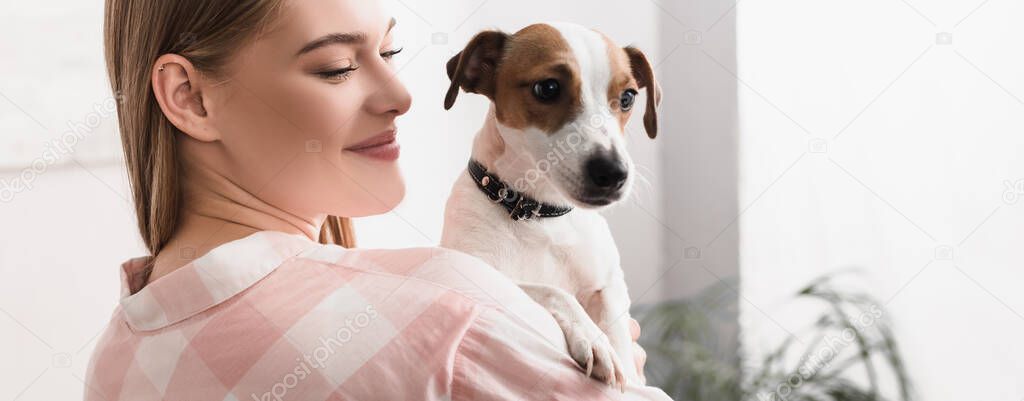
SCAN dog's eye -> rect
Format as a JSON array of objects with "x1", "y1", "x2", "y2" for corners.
[
  {"x1": 532, "y1": 79, "x2": 561, "y2": 103},
  {"x1": 619, "y1": 89, "x2": 638, "y2": 111}
]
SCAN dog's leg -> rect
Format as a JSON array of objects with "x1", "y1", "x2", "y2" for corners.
[
  {"x1": 584, "y1": 277, "x2": 640, "y2": 386},
  {"x1": 518, "y1": 282, "x2": 625, "y2": 389}
]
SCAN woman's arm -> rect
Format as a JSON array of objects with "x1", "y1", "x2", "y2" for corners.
[{"x1": 452, "y1": 305, "x2": 671, "y2": 401}]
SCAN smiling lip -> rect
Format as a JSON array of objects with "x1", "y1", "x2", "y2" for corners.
[{"x1": 344, "y1": 129, "x2": 399, "y2": 161}]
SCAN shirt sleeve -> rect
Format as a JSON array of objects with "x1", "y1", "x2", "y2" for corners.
[{"x1": 451, "y1": 305, "x2": 674, "y2": 401}]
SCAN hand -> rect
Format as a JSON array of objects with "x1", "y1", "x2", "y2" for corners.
[{"x1": 629, "y1": 318, "x2": 648, "y2": 385}]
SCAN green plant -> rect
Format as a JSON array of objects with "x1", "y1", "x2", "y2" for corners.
[{"x1": 634, "y1": 273, "x2": 913, "y2": 401}]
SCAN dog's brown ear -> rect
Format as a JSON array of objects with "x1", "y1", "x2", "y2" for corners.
[
  {"x1": 444, "y1": 30, "x2": 509, "y2": 110},
  {"x1": 624, "y1": 46, "x2": 661, "y2": 139}
]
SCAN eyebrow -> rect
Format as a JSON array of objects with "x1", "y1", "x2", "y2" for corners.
[
  {"x1": 296, "y1": 17, "x2": 397, "y2": 57},
  {"x1": 533, "y1": 62, "x2": 573, "y2": 77}
]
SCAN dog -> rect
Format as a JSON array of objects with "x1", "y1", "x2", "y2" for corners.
[{"x1": 439, "y1": 22, "x2": 660, "y2": 390}]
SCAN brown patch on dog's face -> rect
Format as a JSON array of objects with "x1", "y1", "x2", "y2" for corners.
[
  {"x1": 494, "y1": 24, "x2": 583, "y2": 134},
  {"x1": 446, "y1": 24, "x2": 660, "y2": 139},
  {"x1": 600, "y1": 34, "x2": 640, "y2": 133}
]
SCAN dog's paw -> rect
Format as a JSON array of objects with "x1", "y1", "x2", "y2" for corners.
[{"x1": 567, "y1": 324, "x2": 626, "y2": 390}]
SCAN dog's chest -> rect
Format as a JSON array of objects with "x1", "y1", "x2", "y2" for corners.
[
  {"x1": 442, "y1": 178, "x2": 621, "y2": 294},
  {"x1": 508, "y1": 213, "x2": 620, "y2": 291}
]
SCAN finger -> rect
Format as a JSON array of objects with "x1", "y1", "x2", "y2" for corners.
[{"x1": 629, "y1": 318, "x2": 641, "y2": 340}]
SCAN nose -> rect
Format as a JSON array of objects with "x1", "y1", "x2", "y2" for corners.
[
  {"x1": 586, "y1": 156, "x2": 628, "y2": 190},
  {"x1": 365, "y1": 69, "x2": 412, "y2": 116}
]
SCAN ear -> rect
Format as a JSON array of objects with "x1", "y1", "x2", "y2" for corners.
[
  {"x1": 624, "y1": 46, "x2": 661, "y2": 139},
  {"x1": 444, "y1": 30, "x2": 509, "y2": 110},
  {"x1": 151, "y1": 54, "x2": 220, "y2": 142}
]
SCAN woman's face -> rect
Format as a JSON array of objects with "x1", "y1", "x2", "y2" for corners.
[{"x1": 198, "y1": 0, "x2": 411, "y2": 219}]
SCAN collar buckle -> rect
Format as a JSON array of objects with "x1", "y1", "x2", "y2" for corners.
[{"x1": 510, "y1": 197, "x2": 541, "y2": 221}]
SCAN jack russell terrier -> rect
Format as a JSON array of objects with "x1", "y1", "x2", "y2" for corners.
[{"x1": 440, "y1": 22, "x2": 661, "y2": 390}]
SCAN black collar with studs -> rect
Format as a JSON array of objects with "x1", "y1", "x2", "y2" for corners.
[{"x1": 466, "y1": 159, "x2": 574, "y2": 221}]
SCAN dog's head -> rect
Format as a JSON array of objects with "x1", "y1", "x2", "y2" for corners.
[{"x1": 445, "y1": 22, "x2": 661, "y2": 208}]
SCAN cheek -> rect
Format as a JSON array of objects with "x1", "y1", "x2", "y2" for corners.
[
  {"x1": 264, "y1": 75, "x2": 364, "y2": 145},
  {"x1": 210, "y1": 83, "x2": 307, "y2": 193},
  {"x1": 259, "y1": 79, "x2": 403, "y2": 216},
  {"x1": 232, "y1": 63, "x2": 366, "y2": 137},
  {"x1": 494, "y1": 90, "x2": 530, "y2": 130},
  {"x1": 617, "y1": 110, "x2": 631, "y2": 133},
  {"x1": 216, "y1": 73, "x2": 360, "y2": 157},
  {"x1": 606, "y1": 91, "x2": 630, "y2": 133},
  {"x1": 213, "y1": 72, "x2": 397, "y2": 214}
]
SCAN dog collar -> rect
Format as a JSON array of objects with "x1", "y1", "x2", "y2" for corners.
[{"x1": 467, "y1": 159, "x2": 574, "y2": 221}]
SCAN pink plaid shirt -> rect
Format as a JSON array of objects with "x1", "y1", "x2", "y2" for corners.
[{"x1": 84, "y1": 231, "x2": 671, "y2": 401}]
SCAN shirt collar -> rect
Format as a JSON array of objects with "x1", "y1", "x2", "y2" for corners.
[{"x1": 118, "y1": 230, "x2": 319, "y2": 331}]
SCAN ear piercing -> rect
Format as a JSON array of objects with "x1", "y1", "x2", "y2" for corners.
[{"x1": 158, "y1": 64, "x2": 166, "y2": 72}]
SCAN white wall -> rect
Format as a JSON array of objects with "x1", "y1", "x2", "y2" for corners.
[
  {"x1": 0, "y1": 1, "x2": 671, "y2": 399},
  {"x1": 650, "y1": 0, "x2": 744, "y2": 366},
  {"x1": 0, "y1": 1, "x2": 142, "y2": 398},
  {"x1": 736, "y1": 0, "x2": 1024, "y2": 400},
  {"x1": 0, "y1": 166, "x2": 139, "y2": 400}
]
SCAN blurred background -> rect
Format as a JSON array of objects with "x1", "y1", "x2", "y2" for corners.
[{"x1": 1, "y1": 0, "x2": 1022, "y2": 399}]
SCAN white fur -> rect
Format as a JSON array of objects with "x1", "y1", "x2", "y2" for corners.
[{"x1": 441, "y1": 23, "x2": 640, "y2": 388}]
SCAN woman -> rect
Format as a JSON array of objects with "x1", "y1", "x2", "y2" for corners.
[{"x1": 86, "y1": 0, "x2": 671, "y2": 400}]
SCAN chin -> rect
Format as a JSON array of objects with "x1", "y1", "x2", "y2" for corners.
[
  {"x1": 343, "y1": 173, "x2": 406, "y2": 217},
  {"x1": 564, "y1": 183, "x2": 631, "y2": 210}
]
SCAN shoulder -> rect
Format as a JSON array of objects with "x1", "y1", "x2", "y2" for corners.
[
  {"x1": 288, "y1": 243, "x2": 569, "y2": 354},
  {"x1": 238, "y1": 244, "x2": 569, "y2": 399},
  {"x1": 295, "y1": 244, "x2": 536, "y2": 312}
]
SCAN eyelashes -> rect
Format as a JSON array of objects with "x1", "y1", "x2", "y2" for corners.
[
  {"x1": 316, "y1": 66, "x2": 359, "y2": 82},
  {"x1": 315, "y1": 47, "x2": 404, "y2": 83},
  {"x1": 381, "y1": 47, "x2": 403, "y2": 60}
]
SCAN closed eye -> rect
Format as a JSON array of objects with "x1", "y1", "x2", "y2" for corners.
[
  {"x1": 314, "y1": 47, "x2": 402, "y2": 83},
  {"x1": 316, "y1": 65, "x2": 359, "y2": 82},
  {"x1": 381, "y1": 47, "x2": 403, "y2": 61}
]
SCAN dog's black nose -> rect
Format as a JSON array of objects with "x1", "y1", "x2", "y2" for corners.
[{"x1": 586, "y1": 156, "x2": 627, "y2": 190}]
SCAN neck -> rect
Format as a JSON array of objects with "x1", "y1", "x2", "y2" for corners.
[
  {"x1": 147, "y1": 154, "x2": 323, "y2": 284},
  {"x1": 470, "y1": 104, "x2": 574, "y2": 207},
  {"x1": 182, "y1": 158, "x2": 323, "y2": 240}
]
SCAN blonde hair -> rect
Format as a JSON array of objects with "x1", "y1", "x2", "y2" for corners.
[{"x1": 103, "y1": 0, "x2": 355, "y2": 254}]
